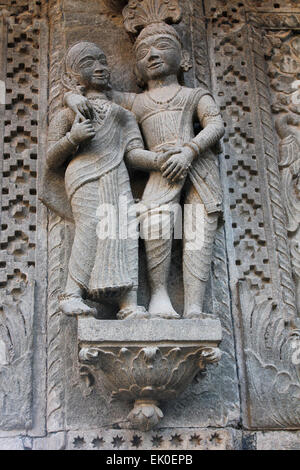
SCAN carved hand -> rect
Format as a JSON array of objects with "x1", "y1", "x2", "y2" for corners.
[
  {"x1": 65, "y1": 91, "x2": 94, "y2": 120},
  {"x1": 160, "y1": 146, "x2": 194, "y2": 183},
  {"x1": 69, "y1": 117, "x2": 96, "y2": 144}
]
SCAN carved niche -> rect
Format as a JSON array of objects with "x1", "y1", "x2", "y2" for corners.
[{"x1": 44, "y1": 0, "x2": 226, "y2": 431}]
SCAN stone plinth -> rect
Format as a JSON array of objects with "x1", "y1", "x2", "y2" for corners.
[{"x1": 78, "y1": 318, "x2": 222, "y2": 431}]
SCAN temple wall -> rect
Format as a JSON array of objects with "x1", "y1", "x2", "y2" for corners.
[{"x1": 0, "y1": 0, "x2": 299, "y2": 450}]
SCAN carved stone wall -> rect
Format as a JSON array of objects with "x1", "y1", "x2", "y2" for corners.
[
  {"x1": 0, "y1": 0, "x2": 48, "y2": 435},
  {"x1": 0, "y1": 0, "x2": 299, "y2": 450}
]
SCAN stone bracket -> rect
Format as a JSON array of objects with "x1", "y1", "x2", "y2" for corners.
[{"x1": 78, "y1": 318, "x2": 222, "y2": 431}]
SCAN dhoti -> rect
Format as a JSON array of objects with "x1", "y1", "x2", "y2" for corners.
[{"x1": 139, "y1": 171, "x2": 218, "y2": 282}]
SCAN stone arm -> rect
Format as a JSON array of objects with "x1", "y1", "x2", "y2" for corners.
[
  {"x1": 126, "y1": 148, "x2": 161, "y2": 171},
  {"x1": 46, "y1": 109, "x2": 76, "y2": 170},
  {"x1": 190, "y1": 94, "x2": 225, "y2": 156},
  {"x1": 63, "y1": 90, "x2": 137, "y2": 118}
]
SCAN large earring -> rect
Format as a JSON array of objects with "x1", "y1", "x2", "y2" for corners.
[{"x1": 180, "y1": 50, "x2": 192, "y2": 72}]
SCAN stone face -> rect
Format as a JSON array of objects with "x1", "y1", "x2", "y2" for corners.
[{"x1": 0, "y1": 0, "x2": 300, "y2": 450}]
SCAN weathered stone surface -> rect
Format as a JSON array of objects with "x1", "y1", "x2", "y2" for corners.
[
  {"x1": 78, "y1": 317, "x2": 222, "y2": 343},
  {"x1": 0, "y1": 2, "x2": 48, "y2": 434},
  {"x1": 78, "y1": 318, "x2": 222, "y2": 430},
  {"x1": 0, "y1": 0, "x2": 299, "y2": 450},
  {"x1": 206, "y1": 0, "x2": 300, "y2": 430},
  {"x1": 256, "y1": 431, "x2": 300, "y2": 450},
  {"x1": 67, "y1": 427, "x2": 242, "y2": 450},
  {"x1": 0, "y1": 437, "x2": 24, "y2": 450},
  {"x1": 33, "y1": 432, "x2": 66, "y2": 450}
]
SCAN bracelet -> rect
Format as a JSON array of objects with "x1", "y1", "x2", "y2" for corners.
[
  {"x1": 66, "y1": 132, "x2": 78, "y2": 148},
  {"x1": 183, "y1": 142, "x2": 199, "y2": 158},
  {"x1": 154, "y1": 152, "x2": 163, "y2": 167}
]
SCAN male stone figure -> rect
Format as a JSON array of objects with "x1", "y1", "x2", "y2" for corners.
[
  {"x1": 66, "y1": 14, "x2": 225, "y2": 319},
  {"x1": 42, "y1": 41, "x2": 162, "y2": 319}
]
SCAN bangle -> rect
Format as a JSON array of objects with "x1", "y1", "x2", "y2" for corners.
[
  {"x1": 66, "y1": 132, "x2": 78, "y2": 147},
  {"x1": 183, "y1": 142, "x2": 199, "y2": 158},
  {"x1": 154, "y1": 152, "x2": 162, "y2": 167}
]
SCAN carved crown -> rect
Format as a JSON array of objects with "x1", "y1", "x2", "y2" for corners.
[{"x1": 123, "y1": 0, "x2": 182, "y2": 34}]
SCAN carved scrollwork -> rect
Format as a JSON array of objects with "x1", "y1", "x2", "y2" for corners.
[
  {"x1": 266, "y1": 30, "x2": 300, "y2": 315},
  {"x1": 239, "y1": 281, "x2": 300, "y2": 428}
]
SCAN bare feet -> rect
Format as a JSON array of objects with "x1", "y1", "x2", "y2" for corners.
[
  {"x1": 183, "y1": 305, "x2": 217, "y2": 320},
  {"x1": 117, "y1": 305, "x2": 150, "y2": 320},
  {"x1": 60, "y1": 294, "x2": 97, "y2": 317},
  {"x1": 148, "y1": 289, "x2": 180, "y2": 320}
]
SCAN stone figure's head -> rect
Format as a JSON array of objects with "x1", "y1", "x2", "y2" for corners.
[
  {"x1": 134, "y1": 22, "x2": 191, "y2": 87},
  {"x1": 63, "y1": 42, "x2": 111, "y2": 93}
]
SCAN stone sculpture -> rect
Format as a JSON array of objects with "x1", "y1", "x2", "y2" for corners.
[
  {"x1": 277, "y1": 113, "x2": 300, "y2": 312},
  {"x1": 42, "y1": 41, "x2": 159, "y2": 320},
  {"x1": 65, "y1": 0, "x2": 225, "y2": 320}
]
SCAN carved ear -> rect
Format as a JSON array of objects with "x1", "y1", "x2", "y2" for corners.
[{"x1": 180, "y1": 50, "x2": 192, "y2": 72}]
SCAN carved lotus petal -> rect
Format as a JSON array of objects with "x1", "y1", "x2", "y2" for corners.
[
  {"x1": 140, "y1": 386, "x2": 155, "y2": 397},
  {"x1": 127, "y1": 401, "x2": 164, "y2": 432},
  {"x1": 132, "y1": 347, "x2": 169, "y2": 387},
  {"x1": 96, "y1": 349, "x2": 135, "y2": 390},
  {"x1": 141, "y1": 405, "x2": 155, "y2": 418},
  {"x1": 164, "y1": 349, "x2": 203, "y2": 392}
]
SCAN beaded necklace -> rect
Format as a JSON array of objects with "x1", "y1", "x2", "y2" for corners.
[{"x1": 147, "y1": 85, "x2": 181, "y2": 107}]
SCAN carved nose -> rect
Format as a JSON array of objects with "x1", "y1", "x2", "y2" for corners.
[
  {"x1": 94, "y1": 61, "x2": 107, "y2": 72},
  {"x1": 148, "y1": 47, "x2": 159, "y2": 59}
]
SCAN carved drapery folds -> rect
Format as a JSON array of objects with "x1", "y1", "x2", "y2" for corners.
[{"x1": 1, "y1": 0, "x2": 300, "y2": 444}]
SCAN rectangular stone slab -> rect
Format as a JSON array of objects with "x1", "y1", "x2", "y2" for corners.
[{"x1": 78, "y1": 318, "x2": 222, "y2": 344}]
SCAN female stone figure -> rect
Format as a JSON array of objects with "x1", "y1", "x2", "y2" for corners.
[
  {"x1": 42, "y1": 42, "x2": 160, "y2": 319},
  {"x1": 66, "y1": 14, "x2": 225, "y2": 319}
]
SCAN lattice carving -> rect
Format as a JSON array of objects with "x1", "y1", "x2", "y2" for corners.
[
  {"x1": 0, "y1": 1, "x2": 47, "y2": 431},
  {"x1": 206, "y1": 0, "x2": 299, "y2": 429},
  {"x1": 210, "y1": 22, "x2": 270, "y2": 292}
]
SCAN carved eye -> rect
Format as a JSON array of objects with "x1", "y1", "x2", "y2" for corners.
[
  {"x1": 136, "y1": 48, "x2": 148, "y2": 60},
  {"x1": 155, "y1": 40, "x2": 174, "y2": 50},
  {"x1": 79, "y1": 60, "x2": 94, "y2": 68}
]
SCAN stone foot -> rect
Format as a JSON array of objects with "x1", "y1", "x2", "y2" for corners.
[
  {"x1": 183, "y1": 310, "x2": 218, "y2": 320},
  {"x1": 148, "y1": 292, "x2": 180, "y2": 319},
  {"x1": 60, "y1": 294, "x2": 97, "y2": 317},
  {"x1": 150, "y1": 311, "x2": 181, "y2": 320},
  {"x1": 117, "y1": 305, "x2": 150, "y2": 320}
]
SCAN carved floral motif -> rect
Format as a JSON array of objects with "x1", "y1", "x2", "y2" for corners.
[
  {"x1": 123, "y1": 0, "x2": 182, "y2": 34},
  {"x1": 79, "y1": 345, "x2": 221, "y2": 431},
  {"x1": 266, "y1": 30, "x2": 300, "y2": 314}
]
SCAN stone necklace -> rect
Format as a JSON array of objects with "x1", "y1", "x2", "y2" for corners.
[
  {"x1": 88, "y1": 96, "x2": 110, "y2": 126},
  {"x1": 147, "y1": 85, "x2": 181, "y2": 107}
]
